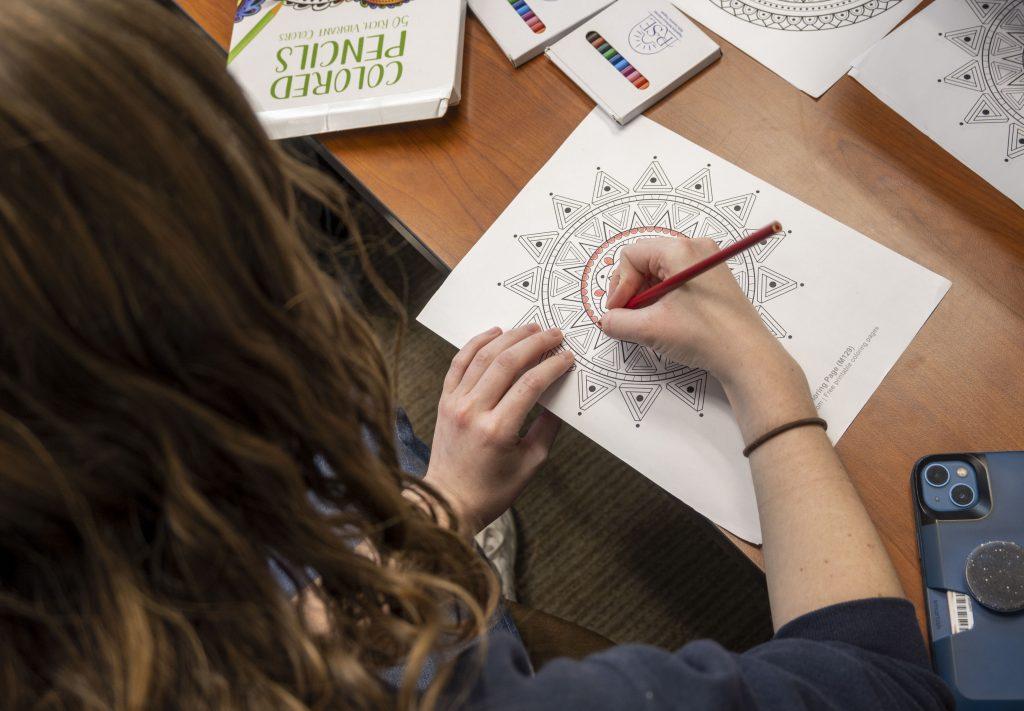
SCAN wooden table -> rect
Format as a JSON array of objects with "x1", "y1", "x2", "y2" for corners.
[{"x1": 175, "y1": 0, "x2": 1024, "y2": 630}]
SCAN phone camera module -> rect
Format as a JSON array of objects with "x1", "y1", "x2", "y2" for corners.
[
  {"x1": 925, "y1": 464, "x2": 949, "y2": 487},
  {"x1": 950, "y1": 483, "x2": 976, "y2": 508}
]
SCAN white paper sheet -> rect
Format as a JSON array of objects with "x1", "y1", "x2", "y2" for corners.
[
  {"x1": 851, "y1": 0, "x2": 1024, "y2": 209},
  {"x1": 670, "y1": 0, "x2": 922, "y2": 96},
  {"x1": 417, "y1": 109, "x2": 949, "y2": 543}
]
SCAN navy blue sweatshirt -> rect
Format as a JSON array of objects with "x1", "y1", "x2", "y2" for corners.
[{"x1": 449, "y1": 598, "x2": 953, "y2": 710}]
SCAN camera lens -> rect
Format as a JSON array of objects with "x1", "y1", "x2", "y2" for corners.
[
  {"x1": 950, "y1": 484, "x2": 976, "y2": 508},
  {"x1": 925, "y1": 464, "x2": 949, "y2": 487}
]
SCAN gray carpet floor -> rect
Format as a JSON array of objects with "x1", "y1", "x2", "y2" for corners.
[{"x1": 360, "y1": 219, "x2": 773, "y2": 653}]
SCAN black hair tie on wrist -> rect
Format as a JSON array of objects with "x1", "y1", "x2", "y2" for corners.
[{"x1": 742, "y1": 417, "x2": 828, "y2": 458}]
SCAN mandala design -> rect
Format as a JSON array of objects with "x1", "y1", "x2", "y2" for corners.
[
  {"x1": 707, "y1": 0, "x2": 903, "y2": 31},
  {"x1": 236, "y1": 0, "x2": 412, "y2": 23},
  {"x1": 939, "y1": 0, "x2": 1024, "y2": 161},
  {"x1": 280, "y1": 0, "x2": 412, "y2": 10},
  {"x1": 235, "y1": 0, "x2": 269, "y2": 22},
  {"x1": 280, "y1": 0, "x2": 346, "y2": 9},
  {"x1": 499, "y1": 161, "x2": 800, "y2": 425}
]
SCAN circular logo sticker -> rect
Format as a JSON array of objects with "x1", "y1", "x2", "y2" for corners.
[{"x1": 629, "y1": 13, "x2": 681, "y2": 55}]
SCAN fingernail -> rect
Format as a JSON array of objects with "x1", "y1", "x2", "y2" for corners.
[
  {"x1": 562, "y1": 350, "x2": 575, "y2": 362},
  {"x1": 547, "y1": 328, "x2": 562, "y2": 337},
  {"x1": 526, "y1": 322, "x2": 541, "y2": 333},
  {"x1": 487, "y1": 326, "x2": 501, "y2": 334}
]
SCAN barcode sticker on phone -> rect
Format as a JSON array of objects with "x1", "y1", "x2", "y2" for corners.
[{"x1": 947, "y1": 591, "x2": 974, "y2": 634}]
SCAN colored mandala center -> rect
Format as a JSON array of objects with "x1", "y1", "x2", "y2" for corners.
[
  {"x1": 500, "y1": 161, "x2": 798, "y2": 422},
  {"x1": 581, "y1": 226, "x2": 688, "y2": 325}
]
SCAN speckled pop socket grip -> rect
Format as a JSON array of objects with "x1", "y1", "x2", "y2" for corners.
[{"x1": 965, "y1": 541, "x2": 1024, "y2": 613}]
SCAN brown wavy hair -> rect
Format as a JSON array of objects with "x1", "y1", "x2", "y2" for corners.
[{"x1": 0, "y1": 0, "x2": 497, "y2": 708}]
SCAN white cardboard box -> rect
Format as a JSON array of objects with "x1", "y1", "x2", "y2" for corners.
[
  {"x1": 546, "y1": 0, "x2": 719, "y2": 125},
  {"x1": 470, "y1": 0, "x2": 615, "y2": 67},
  {"x1": 227, "y1": 0, "x2": 467, "y2": 139}
]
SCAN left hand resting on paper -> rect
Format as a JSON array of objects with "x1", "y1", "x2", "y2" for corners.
[{"x1": 424, "y1": 324, "x2": 573, "y2": 533}]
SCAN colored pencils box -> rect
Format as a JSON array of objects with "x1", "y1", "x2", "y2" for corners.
[
  {"x1": 470, "y1": 0, "x2": 615, "y2": 67},
  {"x1": 227, "y1": 0, "x2": 467, "y2": 139},
  {"x1": 547, "y1": 0, "x2": 720, "y2": 125}
]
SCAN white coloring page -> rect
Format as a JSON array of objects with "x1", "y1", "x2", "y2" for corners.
[
  {"x1": 852, "y1": 0, "x2": 1024, "y2": 209},
  {"x1": 418, "y1": 110, "x2": 950, "y2": 543},
  {"x1": 671, "y1": 0, "x2": 923, "y2": 96}
]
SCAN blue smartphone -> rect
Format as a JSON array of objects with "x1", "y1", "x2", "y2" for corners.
[{"x1": 912, "y1": 452, "x2": 1024, "y2": 709}]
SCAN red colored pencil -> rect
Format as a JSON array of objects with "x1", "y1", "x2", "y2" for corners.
[{"x1": 624, "y1": 221, "x2": 783, "y2": 309}]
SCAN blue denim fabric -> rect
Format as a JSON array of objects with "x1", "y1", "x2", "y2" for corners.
[
  {"x1": 385, "y1": 410, "x2": 522, "y2": 690},
  {"x1": 394, "y1": 408, "x2": 431, "y2": 477},
  {"x1": 270, "y1": 410, "x2": 428, "y2": 597},
  {"x1": 271, "y1": 409, "x2": 520, "y2": 692}
]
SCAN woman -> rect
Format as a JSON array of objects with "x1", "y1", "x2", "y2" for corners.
[{"x1": 0, "y1": 1, "x2": 950, "y2": 709}]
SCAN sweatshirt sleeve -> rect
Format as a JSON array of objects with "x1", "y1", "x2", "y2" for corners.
[{"x1": 451, "y1": 598, "x2": 953, "y2": 711}]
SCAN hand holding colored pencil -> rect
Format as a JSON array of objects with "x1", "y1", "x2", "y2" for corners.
[{"x1": 624, "y1": 221, "x2": 783, "y2": 309}]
